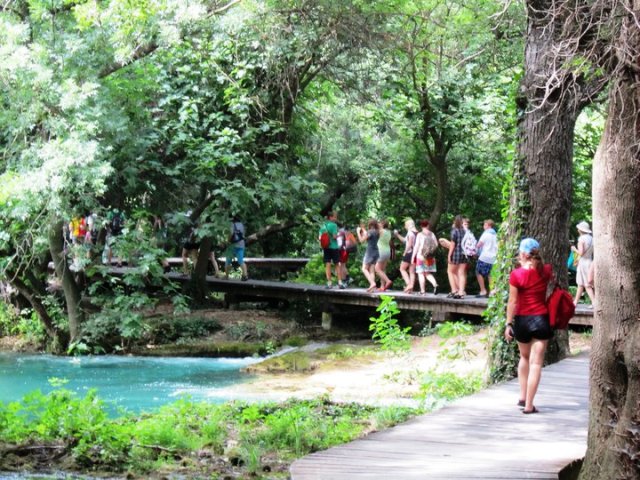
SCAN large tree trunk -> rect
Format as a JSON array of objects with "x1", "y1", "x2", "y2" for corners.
[
  {"x1": 506, "y1": 0, "x2": 585, "y2": 364},
  {"x1": 580, "y1": 11, "x2": 640, "y2": 479},
  {"x1": 427, "y1": 151, "x2": 447, "y2": 232},
  {"x1": 48, "y1": 220, "x2": 84, "y2": 343},
  {"x1": 190, "y1": 236, "x2": 213, "y2": 304},
  {"x1": 9, "y1": 275, "x2": 66, "y2": 352}
]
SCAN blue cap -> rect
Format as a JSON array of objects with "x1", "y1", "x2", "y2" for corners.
[{"x1": 519, "y1": 238, "x2": 540, "y2": 254}]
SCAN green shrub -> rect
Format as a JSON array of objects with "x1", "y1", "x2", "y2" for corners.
[
  {"x1": 0, "y1": 392, "x2": 421, "y2": 477},
  {"x1": 369, "y1": 295, "x2": 411, "y2": 353},
  {"x1": 374, "y1": 407, "x2": 417, "y2": 430},
  {"x1": 417, "y1": 370, "x2": 485, "y2": 408}
]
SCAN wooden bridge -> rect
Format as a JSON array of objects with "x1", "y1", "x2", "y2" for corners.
[
  {"x1": 290, "y1": 352, "x2": 590, "y2": 479},
  {"x1": 164, "y1": 274, "x2": 594, "y2": 327},
  {"x1": 165, "y1": 256, "x2": 310, "y2": 272}
]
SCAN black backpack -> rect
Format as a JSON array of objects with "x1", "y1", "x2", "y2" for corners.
[
  {"x1": 110, "y1": 212, "x2": 124, "y2": 235},
  {"x1": 230, "y1": 222, "x2": 244, "y2": 243}
]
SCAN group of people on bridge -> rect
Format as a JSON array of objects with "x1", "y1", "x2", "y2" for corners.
[
  {"x1": 64, "y1": 211, "x2": 249, "y2": 281},
  {"x1": 318, "y1": 212, "x2": 499, "y2": 298},
  {"x1": 318, "y1": 212, "x2": 595, "y2": 306}
]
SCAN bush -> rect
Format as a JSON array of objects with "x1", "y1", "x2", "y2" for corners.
[
  {"x1": 369, "y1": 295, "x2": 411, "y2": 353},
  {"x1": 417, "y1": 370, "x2": 484, "y2": 409},
  {"x1": 0, "y1": 392, "x2": 420, "y2": 477}
]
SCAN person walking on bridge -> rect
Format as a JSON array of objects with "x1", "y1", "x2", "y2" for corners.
[
  {"x1": 358, "y1": 219, "x2": 379, "y2": 293},
  {"x1": 505, "y1": 238, "x2": 553, "y2": 414},
  {"x1": 394, "y1": 218, "x2": 418, "y2": 293},
  {"x1": 225, "y1": 215, "x2": 248, "y2": 281},
  {"x1": 319, "y1": 211, "x2": 342, "y2": 289}
]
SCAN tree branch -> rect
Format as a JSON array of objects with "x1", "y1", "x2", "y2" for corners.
[{"x1": 98, "y1": 0, "x2": 243, "y2": 78}]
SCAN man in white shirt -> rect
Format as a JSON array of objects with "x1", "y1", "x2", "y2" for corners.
[{"x1": 475, "y1": 219, "x2": 498, "y2": 297}]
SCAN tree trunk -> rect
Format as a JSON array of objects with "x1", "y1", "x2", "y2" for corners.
[
  {"x1": 579, "y1": 15, "x2": 640, "y2": 480},
  {"x1": 190, "y1": 236, "x2": 213, "y2": 304},
  {"x1": 428, "y1": 152, "x2": 447, "y2": 231},
  {"x1": 505, "y1": 0, "x2": 585, "y2": 365},
  {"x1": 10, "y1": 278, "x2": 66, "y2": 353},
  {"x1": 48, "y1": 219, "x2": 84, "y2": 343}
]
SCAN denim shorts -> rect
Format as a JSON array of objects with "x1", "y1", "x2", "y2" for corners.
[
  {"x1": 226, "y1": 247, "x2": 245, "y2": 266},
  {"x1": 476, "y1": 260, "x2": 493, "y2": 277}
]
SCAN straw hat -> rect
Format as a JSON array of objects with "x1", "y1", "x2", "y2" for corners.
[{"x1": 576, "y1": 221, "x2": 592, "y2": 234}]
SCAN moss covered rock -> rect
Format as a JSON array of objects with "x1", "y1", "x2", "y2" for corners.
[
  {"x1": 244, "y1": 351, "x2": 315, "y2": 373},
  {"x1": 131, "y1": 341, "x2": 266, "y2": 358}
]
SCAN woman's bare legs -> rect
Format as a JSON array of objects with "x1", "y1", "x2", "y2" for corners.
[
  {"x1": 362, "y1": 263, "x2": 376, "y2": 290},
  {"x1": 417, "y1": 271, "x2": 426, "y2": 293},
  {"x1": 400, "y1": 261, "x2": 411, "y2": 287},
  {"x1": 517, "y1": 339, "x2": 548, "y2": 412},
  {"x1": 457, "y1": 263, "x2": 467, "y2": 295},
  {"x1": 447, "y1": 263, "x2": 459, "y2": 294},
  {"x1": 574, "y1": 285, "x2": 584, "y2": 305},
  {"x1": 426, "y1": 273, "x2": 438, "y2": 290},
  {"x1": 375, "y1": 259, "x2": 391, "y2": 288}
]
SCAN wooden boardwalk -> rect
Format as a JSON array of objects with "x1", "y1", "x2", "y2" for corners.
[
  {"x1": 81, "y1": 265, "x2": 593, "y2": 326},
  {"x1": 166, "y1": 275, "x2": 593, "y2": 326},
  {"x1": 290, "y1": 353, "x2": 590, "y2": 480}
]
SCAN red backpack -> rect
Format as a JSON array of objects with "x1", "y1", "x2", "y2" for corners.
[
  {"x1": 547, "y1": 284, "x2": 575, "y2": 329},
  {"x1": 319, "y1": 223, "x2": 331, "y2": 249}
]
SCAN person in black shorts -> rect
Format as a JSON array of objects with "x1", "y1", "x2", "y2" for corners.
[
  {"x1": 505, "y1": 238, "x2": 553, "y2": 414},
  {"x1": 319, "y1": 212, "x2": 342, "y2": 289}
]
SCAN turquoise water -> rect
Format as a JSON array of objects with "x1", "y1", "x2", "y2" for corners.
[{"x1": 0, "y1": 353, "x2": 259, "y2": 413}]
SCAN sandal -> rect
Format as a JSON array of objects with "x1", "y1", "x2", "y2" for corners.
[
  {"x1": 522, "y1": 406, "x2": 539, "y2": 414},
  {"x1": 366, "y1": 285, "x2": 377, "y2": 293},
  {"x1": 517, "y1": 400, "x2": 525, "y2": 408},
  {"x1": 447, "y1": 292, "x2": 457, "y2": 298}
]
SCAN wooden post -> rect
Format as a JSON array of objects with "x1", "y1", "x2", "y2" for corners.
[
  {"x1": 321, "y1": 311, "x2": 333, "y2": 330},
  {"x1": 432, "y1": 311, "x2": 454, "y2": 323}
]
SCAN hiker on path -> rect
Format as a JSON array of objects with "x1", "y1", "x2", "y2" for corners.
[
  {"x1": 358, "y1": 219, "x2": 380, "y2": 293},
  {"x1": 375, "y1": 219, "x2": 393, "y2": 292},
  {"x1": 225, "y1": 215, "x2": 248, "y2": 281},
  {"x1": 394, "y1": 218, "x2": 418, "y2": 293},
  {"x1": 505, "y1": 238, "x2": 553, "y2": 415},
  {"x1": 319, "y1": 212, "x2": 342, "y2": 289},
  {"x1": 475, "y1": 219, "x2": 498, "y2": 297},
  {"x1": 572, "y1": 221, "x2": 595, "y2": 307},
  {"x1": 447, "y1": 215, "x2": 468, "y2": 299},
  {"x1": 412, "y1": 219, "x2": 439, "y2": 295}
]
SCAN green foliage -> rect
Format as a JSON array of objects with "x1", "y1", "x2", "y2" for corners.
[
  {"x1": 436, "y1": 321, "x2": 477, "y2": 362},
  {"x1": 369, "y1": 295, "x2": 411, "y2": 353},
  {"x1": 0, "y1": 391, "x2": 419, "y2": 476},
  {"x1": 417, "y1": 370, "x2": 485, "y2": 407},
  {"x1": 0, "y1": 304, "x2": 47, "y2": 344},
  {"x1": 436, "y1": 321, "x2": 475, "y2": 339},
  {"x1": 484, "y1": 153, "x2": 522, "y2": 383}
]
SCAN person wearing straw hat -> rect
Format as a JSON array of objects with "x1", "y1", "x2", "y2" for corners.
[{"x1": 571, "y1": 221, "x2": 595, "y2": 307}]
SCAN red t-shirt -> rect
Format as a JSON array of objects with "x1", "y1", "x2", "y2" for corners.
[{"x1": 509, "y1": 264, "x2": 552, "y2": 316}]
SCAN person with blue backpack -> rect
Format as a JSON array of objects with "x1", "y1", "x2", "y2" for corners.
[{"x1": 225, "y1": 215, "x2": 248, "y2": 281}]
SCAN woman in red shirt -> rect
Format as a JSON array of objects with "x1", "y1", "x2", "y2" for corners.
[{"x1": 505, "y1": 238, "x2": 553, "y2": 414}]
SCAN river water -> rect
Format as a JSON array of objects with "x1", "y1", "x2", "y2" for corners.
[{"x1": 0, "y1": 353, "x2": 260, "y2": 414}]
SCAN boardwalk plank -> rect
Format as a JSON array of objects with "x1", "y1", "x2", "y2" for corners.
[{"x1": 291, "y1": 353, "x2": 589, "y2": 480}]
